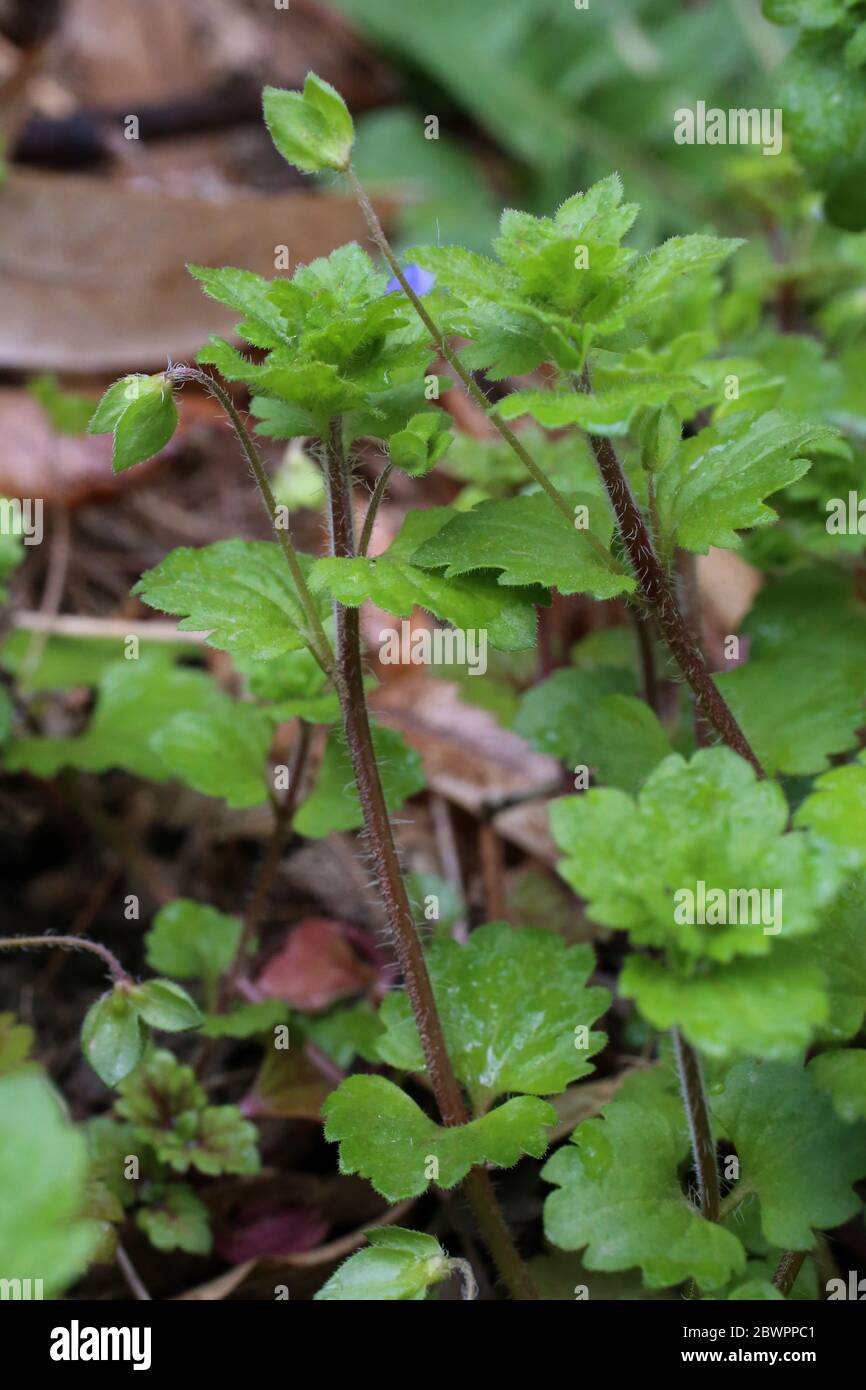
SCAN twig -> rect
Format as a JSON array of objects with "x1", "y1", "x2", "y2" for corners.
[
  {"x1": 0, "y1": 934, "x2": 131, "y2": 986},
  {"x1": 116, "y1": 1242, "x2": 152, "y2": 1302}
]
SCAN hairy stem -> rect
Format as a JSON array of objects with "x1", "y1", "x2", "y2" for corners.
[
  {"x1": 168, "y1": 366, "x2": 335, "y2": 681},
  {"x1": 589, "y1": 434, "x2": 764, "y2": 776},
  {"x1": 772, "y1": 1248, "x2": 807, "y2": 1297},
  {"x1": 345, "y1": 166, "x2": 762, "y2": 769},
  {"x1": 224, "y1": 720, "x2": 312, "y2": 996},
  {"x1": 358, "y1": 460, "x2": 393, "y2": 557},
  {"x1": 673, "y1": 1027, "x2": 720, "y2": 1224},
  {"x1": 0, "y1": 934, "x2": 131, "y2": 986},
  {"x1": 323, "y1": 420, "x2": 536, "y2": 1299}
]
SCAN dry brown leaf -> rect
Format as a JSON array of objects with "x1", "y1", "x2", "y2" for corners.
[
  {"x1": 370, "y1": 671, "x2": 561, "y2": 863},
  {"x1": 0, "y1": 171, "x2": 388, "y2": 372}
]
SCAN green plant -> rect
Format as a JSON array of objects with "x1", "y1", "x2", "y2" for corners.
[{"x1": 3, "y1": 67, "x2": 866, "y2": 1303}]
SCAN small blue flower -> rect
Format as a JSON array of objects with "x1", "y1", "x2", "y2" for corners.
[{"x1": 385, "y1": 264, "x2": 436, "y2": 297}]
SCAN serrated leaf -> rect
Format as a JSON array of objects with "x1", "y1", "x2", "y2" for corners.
[
  {"x1": 655, "y1": 412, "x2": 839, "y2": 555},
  {"x1": 620, "y1": 952, "x2": 828, "y2": 1061},
  {"x1": 410, "y1": 492, "x2": 632, "y2": 602},
  {"x1": 0, "y1": 1069, "x2": 98, "y2": 1293},
  {"x1": 128, "y1": 980, "x2": 203, "y2": 1033},
  {"x1": 496, "y1": 377, "x2": 705, "y2": 436},
  {"x1": 188, "y1": 265, "x2": 288, "y2": 345},
  {"x1": 115, "y1": 1049, "x2": 259, "y2": 1176},
  {"x1": 542, "y1": 1070, "x2": 745, "y2": 1292},
  {"x1": 136, "y1": 1184, "x2": 212, "y2": 1255},
  {"x1": 295, "y1": 724, "x2": 425, "y2": 838},
  {"x1": 116, "y1": 1049, "x2": 205, "y2": 1129},
  {"x1": 376, "y1": 923, "x2": 609, "y2": 1111},
  {"x1": 133, "y1": 540, "x2": 327, "y2": 661},
  {"x1": 150, "y1": 697, "x2": 273, "y2": 809},
  {"x1": 310, "y1": 509, "x2": 543, "y2": 652},
  {"x1": 145, "y1": 900, "x2": 242, "y2": 986},
  {"x1": 515, "y1": 675, "x2": 670, "y2": 793},
  {"x1": 315, "y1": 1227, "x2": 451, "y2": 1301},
  {"x1": 263, "y1": 74, "x2": 354, "y2": 175},
  {"x1": 323, "y1": 1074, "x2": 556, "y2": 1201},
  {"x1": 551, "y1": 746, "x2": 839, "y2": 963},
  {"x1": 712, "y1": 1059, "x2": 866, "y2": 1248},
  {"x1": 81, "y1": 989, "x2": 146, "y2": 1088},
  {"x1": 168, "y1": 1107, "x2": 260, "y2": 1177}
]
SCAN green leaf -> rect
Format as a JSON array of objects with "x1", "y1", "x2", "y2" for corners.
[
  {"x1": 778, "y1": 34, "x2": 866, "y2": 176},
  {"x1": 202, "y1": 999, "x2": 291, "y2": 1039},
  {"x1": 127, "y1": 980, "x2": 204, "y2": 1032},
  {"x1": 302, "y1": 1001, "x2": 383, "y2": 1068},
  {"x1": 145, "y1": 900, "x2": 242, "y2": 987},
  {"x1": 115, "y1": 1049, "x2": 259, "y2": 1176},
  {"x1": 4, "y1": 654, "x2": 222, "y2": 783},
  {"x1": 187, "y1": 265, "x2": 288, "y2": 345},
  {"x1": 263, "y1": 74, "x2": 354, "y2": 175},
  {"x1": 515, "y1": 674, "x2": 670, "y2": 793},
  {"x1": 655, "y1": 412, "x2": 839, "y2": 555},
  {"x1": 496, "y1": 377, "x2": 706, "y2": 436},
  {"x1": 0, "y1": 1012, "x2": 33, "y2": 1074},
  {"x1": 808, "y1": 1049, "x2": 866, "y2": 1122},
  {"x1": 620, "y1": 952, "x2": 828, "y2": 1061},
  {"x1": 315, "y1": 1227, "x2": 452, "y2": 1301},
  {"x1": 794, "y1": 751, "x2": 866, "y2": 860},
  {"x1": 150, "y1": 697, "x2": 273, "y2": 809},
  {"x1": 81, "y1": 989, "x2": 146, "y2": 1088},
  {"x1": 88, "y1": 375, "x2": 152, "y2": 433},
  {"x1": 376, "y1": 923, "x2": 609, "y2": 1111},
  {"x1": 90, "y1": 375, "x2": 178, "y2": 475},
  {"x1": 136, "y1": 1184, "x2": 212, "y2": 1256},
  {"x1": 310, "y1": 509, "x2": 543, "y2": 652},
  {"x1": 410, "y1": 492, "x2": 633, "y2": 602},
  {"x1": 388, "y1": 412, "x2": 453, "y2": 476},
  {"x1": 0, "y1": 1069, "x2": 98, "y2": 1293},
  {"x1": 132, "y1": 540, "x2": 326, "y2": 661},
  {"x1": 29, "y1": 374, "x2": 96, "y2": 435},
  {"x1": 170, "y1": 1107, "x2": 260, "y2": 1177},
  {"x1": 789, "y1": 875, "x2": 866, "y2": 1043},
  {"x1": 612, "y1": 235, "x2": 743, "y2": 323},
  {"x1": 715, "y1": 654, "x2": 865, "y2": 777},
  {"x1": 295, "y1": 724, "x2": 425, "y2": 838},
  {"x1": 712, "y1": 1060, "x2": 866, "y2": 1249},
  {"x1": 550, "y1": 746, "x2": 839, "y2": 963},
  {"x1": 116, "y1": 1048, "x2": 205, "y2": 1130},
  {"x1": 323, "y1": 1074, "x2": 556, "y2": 1202},
  {"x1": 542, "y1": 1071, "x2": 745, "y2": 1292}
]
